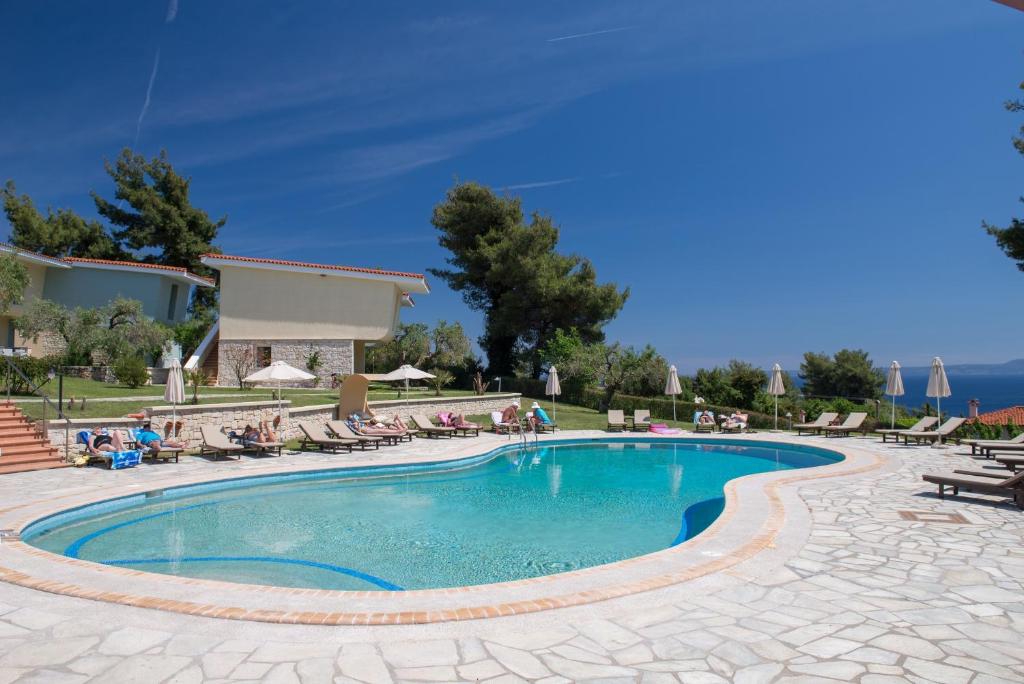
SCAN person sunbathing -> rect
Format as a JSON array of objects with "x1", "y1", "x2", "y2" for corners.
[
  {"x1": 87, "y1": 427, "x2": 126, "y2": 456},
  {"x1": 446, "y1": 413, "x2": 480, "y2": 429},
  {"x1": 349, "y1": 414, "x2": 407, "y2": 435},
  {"x1": 698, "y1": 410, "x2": 715, "y2": 425},
  {"x1": 135, "y1": 422, "x2": 187, "y2": 455},
  {"x1": 722, "y1": 412, "x2": 748, "y2": 430},
  {"x1": 239, "y1": 421, "x2": 277, "y2": 445}
]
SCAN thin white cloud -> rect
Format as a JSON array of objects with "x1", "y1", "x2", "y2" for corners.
[
  {"x1": 500, "y1": 177, "x2": 581, "y2": 191},
  {"x1": 546, "y1": 26, "x2": 635, "y2": 43},
  {"x1": 133, "y1": 48, "x2": 161, "y2": 146},
  {"x1": 165, "y1": 0, "x2": 178, "y2": 23}
]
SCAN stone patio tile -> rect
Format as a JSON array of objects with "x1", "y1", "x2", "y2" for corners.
[
  {"x1": 0, "y1": 637, "x2": 98, "y2": 668},
  {"x1": 90, "y1": 654, "x2": 191, "y2": 684},
  {"x1": 337, "y1": 644, "x2": 393, "y2": 684},
  {"x1": 391, "y1": 665, "x2": 458, "y2": 681},
  {"x1": 903, "y1": 656, "x2": 973, "y2": 684},
  {"x1": 484, "y1": 642, "x2": 551, "y2": 679}
]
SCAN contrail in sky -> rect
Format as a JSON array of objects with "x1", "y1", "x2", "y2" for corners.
[
  {"x1": 547, "y1": 26, "x2": 635, "y2": 42},
  {"x1": 165, "y1": 0, "x2": 178, "y2": 23},
  {"x1": 501, "y1": 177, "x2": 580, "y2": 190},
  {"x1": 133, "y1": 48, "x2": 161, "y2": 147}
]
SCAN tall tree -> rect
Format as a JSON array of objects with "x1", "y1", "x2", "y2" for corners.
[
  {"x1": 799, "y1": 349, "x2": 884, "y2": 400},
  {"x1": 0, "y1": 253, "x2": 30, "y2": 315},
  {"x1": 984, "y1": 79, "x2": 1024, "y2": 270},
  {"x1": 430, "y1": 182, "x2": 628, "y2": 376},
  {"x1": 2, "y1": 181, "x2": 124, "y2": 259},
  {"x1": 91, "y1": 149, "x2": 225, "y2": 310}
]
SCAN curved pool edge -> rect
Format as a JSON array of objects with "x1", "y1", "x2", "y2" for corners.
[{"x1": 0, "y1": 432, "x2": 886, "y2": 625}]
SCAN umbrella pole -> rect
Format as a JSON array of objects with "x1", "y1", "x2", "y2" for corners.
[
  {"x1": 172, "y1": 403, "x2": 176, "y2": 438},
  {"x1": 891, "y1": 396, "x2": 896, "y2": 430},
  {"x1": 672, "y1": 395, "x2": 676, "y2": 423},
  {"x1": 774, "y1": 396, "x2": 779, "y2": 431},
  {"x1": 552, "y1": 393, "x2": 556, "y2": 423}
]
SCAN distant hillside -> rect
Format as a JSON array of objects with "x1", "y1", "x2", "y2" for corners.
[{"x1": 898, "y1": 359, "x2": 1024, "y2": 377}]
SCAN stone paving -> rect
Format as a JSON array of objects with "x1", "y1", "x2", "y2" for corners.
[{"x1": 0, "y1": 432, "x2": 1022, "y2": 682}]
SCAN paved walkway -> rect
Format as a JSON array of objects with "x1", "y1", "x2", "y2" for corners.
[{"x1": 0, "y1": 433, "x2": 1021, "y2": 683}]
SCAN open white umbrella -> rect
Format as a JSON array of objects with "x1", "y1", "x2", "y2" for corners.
[
  {"x1": 926, "y1": 356, "x2": 951, "y2": 428},
  {"x1": 244, "y1": 360, "x2": 316, "y2": 419},
  {"x1": 767, "y1": 363, "x2": 786, "y2": 431},
  {"x1": 381, "y1": 364, "x2": 435, "y2": 407},
  {"x1": 163, "y1": 358, "x2": 185, "y2": 437},
  {"x1": 665, "y1": 365, "x2": 682, "y2": 422},
  {"x1": 885, "y1": 361, "x2": 904, "y2": 430},
  {"x1": 545, "y1": 366, "x2": 561, "y2": 423}
]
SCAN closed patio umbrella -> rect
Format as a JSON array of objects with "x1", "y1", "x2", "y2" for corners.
[
  {"x1": 545, "y1": 366, "x2": 561, "y2": 423},
  {"x1": 665, "y1": 365, "x2": 682, "y2": 422},
  {"x1": 244, "y1": 361, "x2": 316, "y2": 419},
  {"x1": 926, "y1": 356, "x2": 951, "y2": 426},
  {"x1": 381, "y1": 364, "x2": 435, "y2": 407},
  {"x1": 163, "y1": 358, "x2": 186, "y2": 437},
  {"x1": 767, "y1": 363, "x2": 786, "y2": 431},
  {"x1": 885, "y1": 361, "x2": 904, "y2": 430}
]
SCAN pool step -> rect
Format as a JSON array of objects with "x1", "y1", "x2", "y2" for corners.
[{"x1": 0, "y1": 402, "x2": 66, "y2": 475}]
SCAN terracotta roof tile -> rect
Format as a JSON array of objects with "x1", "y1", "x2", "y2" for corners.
[
  {"x1": 201, "y1": 253, "x2": 426, "y2": 280},
  {"x1": 63, "y1": 257, "x2": 214, "y2": 284},
  {"x1": 971, "y1": 406, "x2": 1024, "y2": 426},
  {"x1": 0, "y1": 242, "x2": 69, "y2": 266}
]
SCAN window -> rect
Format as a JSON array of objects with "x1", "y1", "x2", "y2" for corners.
[
  {"x1": 167, "y1": 284, "x2": 179, "y2": 320},
  {"x1": 257, "y1": 346, "x2": 272, "y2": 367}
]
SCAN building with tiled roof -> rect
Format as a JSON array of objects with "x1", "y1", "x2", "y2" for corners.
[
  {"x1": 0, "y1": 243, "x2": 212, "y2": 355},
  {"x1": 970, "y1": 406, "x2": 1024, "y2": 426},
  {"x1": 194, "y1": 253, "x2": 429, "y2": 385}
]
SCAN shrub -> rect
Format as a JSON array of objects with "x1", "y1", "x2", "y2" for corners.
[
  {"x1": 112, "y1": 355, "x2": 149, "y2": 388},
  {"x1": 0, "y1": 355, "x2": 55, "y2": 395}
]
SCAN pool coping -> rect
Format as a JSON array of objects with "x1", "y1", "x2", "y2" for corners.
[{"x1": 0, "y1": 432, "x2": 886, "y2": 625}]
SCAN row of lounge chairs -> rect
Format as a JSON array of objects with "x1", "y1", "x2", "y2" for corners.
[
  {"x1": 607, "y1": 410, "x2": 652, "y2": 432},
  {"x1": 794, "y1": 412, "x2": 868, "y2": 437}
]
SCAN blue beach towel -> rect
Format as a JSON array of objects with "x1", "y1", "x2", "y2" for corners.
[{"x1": 108, "y1": 450, "x2": 142, "y2": 470}]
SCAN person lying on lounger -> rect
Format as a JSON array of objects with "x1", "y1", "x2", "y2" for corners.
[
  {"x1": 722, "y1": 412, "x2": 748, "y2": 430},
  {"x1": 698, "y1": 410, "x2": 715, "y2": 425},
  {"x1": 87, "y1": 426, "x2": 126, "y2": 456},
  {"x1": 440, "y1": 412, "x2": 480, "y2": 429},
  {"x1": 135, "y1": 422, "x2": 187, "y2": 455},
  {"x1": 349, "y1": 414, "x2": 408, "y2": 434},
  {"x1": 238, "y1": 420, "x2": 277, "y2": 445}
]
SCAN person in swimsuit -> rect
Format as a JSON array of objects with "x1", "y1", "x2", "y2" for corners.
[
  {"x1": 135, "y1": 422, "x2": 187, "y2": 456},
  {"x1": 87, "y1": 427, "x2": 125, "y2": 456}
]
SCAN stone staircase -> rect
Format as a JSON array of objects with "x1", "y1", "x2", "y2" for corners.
[{"x1": 0, "y1": 402, "x2": 68, "y2": 475}]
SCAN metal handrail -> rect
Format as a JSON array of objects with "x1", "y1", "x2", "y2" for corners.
[{"x1": 1, "y1": 356, "x2": 72, "y2": 463}]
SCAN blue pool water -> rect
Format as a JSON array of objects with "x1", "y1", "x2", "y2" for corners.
[{"x1": 24, "y1": 439, "x2": 841, "y2": 591}]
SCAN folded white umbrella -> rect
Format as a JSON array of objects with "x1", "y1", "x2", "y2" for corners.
[
  {"x1": 767, "y1": 363, "x2": 786, "y2": 431},
  {"x1": 545, "y1": 366, "x2": 561, "y2": 423},
  {"x1": 885, "y1": 361, "x2": 904, "y2": 430},
  {"x1": 926, "y1": 356, "x2": 951, "y2": 425},
  {"x1": 163, "y1": 358, "x2": 186, "y2": 437},
  {"x1": 664, "y1": 365, "x2": 682, "y2": 422},
  {"x1": 381, "y1": 364, "x2": 436, "y2": 406},
  {"x1": 244, "y1": 360, "x2": 316, "y2": 419}
]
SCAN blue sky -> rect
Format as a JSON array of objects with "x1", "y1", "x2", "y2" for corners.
[{"x1": 2, "y1": 1, "x2": 1022, "y2": 372}]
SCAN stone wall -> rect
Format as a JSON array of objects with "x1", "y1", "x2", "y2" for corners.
[
  {"x1": 216, "y1": 339, "x2": 354, "y2": 388},
  {"x1": 47, "y1": 393, "x2": 523, "y2": 450}
]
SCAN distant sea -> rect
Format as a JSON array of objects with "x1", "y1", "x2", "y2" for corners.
[
  {"x1": 893, "y1": 373, "x2": 1024, "y2": 414},
  {"x1": 789, "y1": 373, "x2": 1024, "y2": 415}
]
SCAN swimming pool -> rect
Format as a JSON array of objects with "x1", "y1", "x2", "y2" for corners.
[{"x1": 23, "y1": 438, "x2": 842, "y2": 591}]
